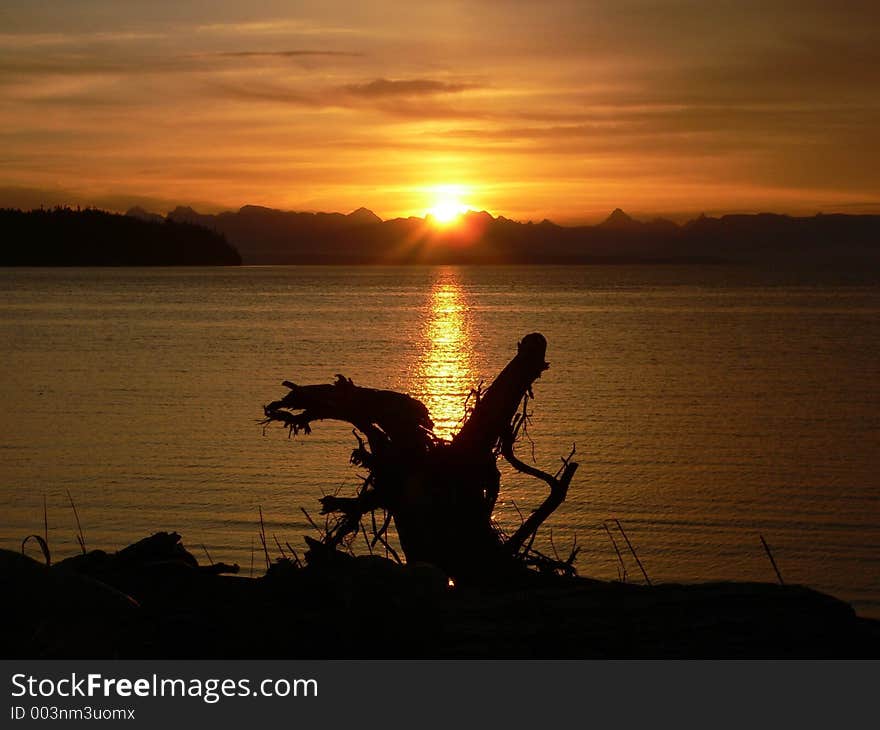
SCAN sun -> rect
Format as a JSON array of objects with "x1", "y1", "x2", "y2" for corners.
[
  {"x1": 426, "y1": 185, "x2": 469, "y2": 226},
  {"x1": 430, "y1": 199, "x2": 467, "y2": 224}
]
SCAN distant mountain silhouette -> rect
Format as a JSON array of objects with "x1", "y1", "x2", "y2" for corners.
[
  {"x1": 149, "y1": 205, "x2": 880, "y2": 266},
  {"x1": 348, "y1": 206, "x2": 383, "y2": 225},
  {"x1": 599, "y1": 207, "x2": 638, "y2": 229},
  {"x1": 0, "y1": 207, "x2": 241, "y2": 266},
  {"x1": 125, "y1": 206, "x2": 165, "y2": 225},
  {"x1": 3, "y1": 203, "x2": 878, "y2": 267}
]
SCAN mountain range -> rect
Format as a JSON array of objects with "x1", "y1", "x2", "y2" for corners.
[{"x1": 123, "y1": 204, "x2": 880, "y2": 267}]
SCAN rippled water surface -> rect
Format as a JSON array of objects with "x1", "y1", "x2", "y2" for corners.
[{"x1": 1, "y1": 265, "x2": 878, "y2": 616}]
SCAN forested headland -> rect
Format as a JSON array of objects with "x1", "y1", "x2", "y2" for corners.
[{"x1": 0, "y1": 207, "x2": 241, "y2": 266}]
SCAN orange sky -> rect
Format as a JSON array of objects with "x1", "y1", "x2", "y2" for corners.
[{"x1": 1, "y1": 0, "x2": 879, "y2": 223}]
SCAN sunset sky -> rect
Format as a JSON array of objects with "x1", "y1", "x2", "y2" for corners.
[{"x1": 1, "y1": 0, "x2": 878, "y2": 223}]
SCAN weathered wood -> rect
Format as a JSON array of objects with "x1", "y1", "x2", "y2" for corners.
[
  {"x1": 453, "y1": 332, "x2": 549, "y2": 454},
  {"x1": 263, "y1": 333, "x2": 578, "y2": 581},
  {"x1": 265, "y1": 375, "x2": 433, "y2": 453}
]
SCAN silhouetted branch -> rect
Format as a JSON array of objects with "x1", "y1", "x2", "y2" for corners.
[
  {"x1": 262, "y1": 376, "x2": 434, "y2": 453},
  {"x1": 760, "y1": 534, "x2": 785, "y2": 585},
  {"x1": 504, "y1": 443, "x2": 578, "y2": 555},
  {"x1": 606, "y1": 519, "x2": 651, "y2": 586},
  {"x1": 264, "y1": 333, "x2": 580, "y2": 580}
]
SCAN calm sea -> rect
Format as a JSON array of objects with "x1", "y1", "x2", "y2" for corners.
[{"x1": 1, "y1": 265, "x2": 878, "y2": 617}]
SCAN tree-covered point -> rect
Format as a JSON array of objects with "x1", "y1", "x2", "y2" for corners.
[{"x1": 0, "y1": 207, "x2": 241, "y2": 266}]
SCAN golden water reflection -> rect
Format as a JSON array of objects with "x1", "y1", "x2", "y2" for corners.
[{"x1": 415, "y1": 270, "x2": 475, "y2": 440}]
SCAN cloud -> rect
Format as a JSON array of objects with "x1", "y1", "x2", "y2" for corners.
[
  {"x1": 342, "y1": 78, "x2": 478, "y2": 97},
  {"x1": 211, "y1": 50, "x2": 363, "y2": 59},
  {"x1": 0, "y1": 47, "x2": 363, "y2": 80},
  {"x1": 0, "y1": 185, "x2": 220, "y2": 214},
  {"x1": 0, "y1": 30, "x2": 167, "y2": 48},
  {"x1": 192, "y1": 18, "x2": 361, "y2": 37},
  {"x1": 209, "y1": 82, "x2": 319, "y2": 108},
  {"x1": 210, "y1": 77, "x2": 487, "y2": 120}
]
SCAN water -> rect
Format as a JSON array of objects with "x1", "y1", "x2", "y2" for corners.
[{"x1": 1, "y1": 265, "x2": 878, "y2": 617}]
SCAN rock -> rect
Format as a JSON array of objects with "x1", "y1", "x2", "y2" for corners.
[
  {"x1": 1, "y1": 548, "x2": 141, "y2": 658},
  {"x1": 3, "y1": 534, "x2": 877, "y2": 658}
]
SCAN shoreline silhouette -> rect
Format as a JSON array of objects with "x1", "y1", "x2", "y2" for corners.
[
  {"x1": 2, "y1": 204, "x2": 878, "y2": 267},
  {"x1": 0, "y1": 207, "x2": 241, "y2": 266},
  {"x1": 6, "y1": 529, "x2": 878, "y2": 658}
]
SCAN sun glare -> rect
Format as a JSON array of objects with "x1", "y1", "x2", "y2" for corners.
[
  {"x1": 426, "y1": 185, "x2": 469, "y2": 226},
  {"x1": 414, "y1": 270, "x2": 474, "y2": 439}
]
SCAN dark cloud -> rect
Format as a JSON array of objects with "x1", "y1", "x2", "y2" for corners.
[
  {"x1": 440, "y1": 103, "x2": 880, "y2": 143},
  {"x1": 209, "y1": 82, "x2": 323, "y2": 108},
  {"x1": 0, "y1": 55, "x2": 145, "y2": 76},
  {"x1": 0, "y1": 185, "x2": 220, "y2": 214},
  {"x1": 0, "y1": 48, "x2": 361, "y2": 80},
  {"x1": 342, "y1": 78, "x2": 478, "y2": 97},
  {"x1": 212, "y1": 79, "x2": 488, "y2": 120},
  {"x1": 213, "y1": 50, "x2": 363, "y2": 58}
]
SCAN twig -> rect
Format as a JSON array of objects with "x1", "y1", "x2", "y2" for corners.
[
  {"x1": 300, "y1": 507, "x2": 325, "y2": 539},
  {"x1": 375, "y1": 533, "x2": 402, "y2": 564},
  {"x1": 22, "y1": 534, "x2": 51, "y2": 567},
  {"x1": 521, "y1": 545, "x2": 577, "y2": 577},
  {"x1": 602, "y1": 522, "x2": 627, "y2": 583},
  {"x1": 510, "y1": 499, "x2": 525, "y2": 526},
  {"x1": 200, "y1": 544, "x2": 214, "y2": 566},
  {"x1": 258, "y1": 506, "x2": 271, "y2": 571},
  {"x1": 66, "y1": 489, "x2": 86, "y2": 554},
  {"x1": 549, "y1": 528, "x2": 561, "y2": 562},
  {"x1": 759, "y1": 534, "x2": 785, "y2": 585},
  {"x1": 613, "y1": 519, "x2": 651, "y2": 586},
  {"x1": 360, "y1": 522, "x2": 373, "y2": 555},
  {"x1": 511, "y1": 394, "x2": 538, "y2": 462},
  {"x1": 555, "y1": 443, "x2": 577, "y2": 479},
  {"x1": 566, "y1": 533, "x2": 581, "y2": 566},
  {"x1": 273, "y1": 534, "x2": 287, "y2": 560},
  {"x1": 285, "y1": 541, "x2": 302, "y2": 568},
  {"x1": 370, "y1": 509, "x2": 392, "y2": 548},
  {"x1": 42, "y1": 494, "x2": 48, "y2": 549}
]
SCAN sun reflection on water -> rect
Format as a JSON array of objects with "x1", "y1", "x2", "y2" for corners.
[{"x1": 415, "y1": 270, "x2": 475, "y2": 440}]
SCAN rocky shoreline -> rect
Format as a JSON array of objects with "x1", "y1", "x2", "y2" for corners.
[{"x1": 4, "y1": 532, "x2": 877, "y2": 659}]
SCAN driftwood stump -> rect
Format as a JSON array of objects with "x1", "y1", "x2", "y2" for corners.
[{"x1": 262, "y1": 333, "x2": 578, "y2": 581}]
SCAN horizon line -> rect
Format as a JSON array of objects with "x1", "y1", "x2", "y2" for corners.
[{"x1": 10, "y1": 201, "x2": 880, "y2": 228}]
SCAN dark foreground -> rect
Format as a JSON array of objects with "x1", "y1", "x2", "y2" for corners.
[{"x1": 4, "y1": 533, "x2": 877, "y2": 659}]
